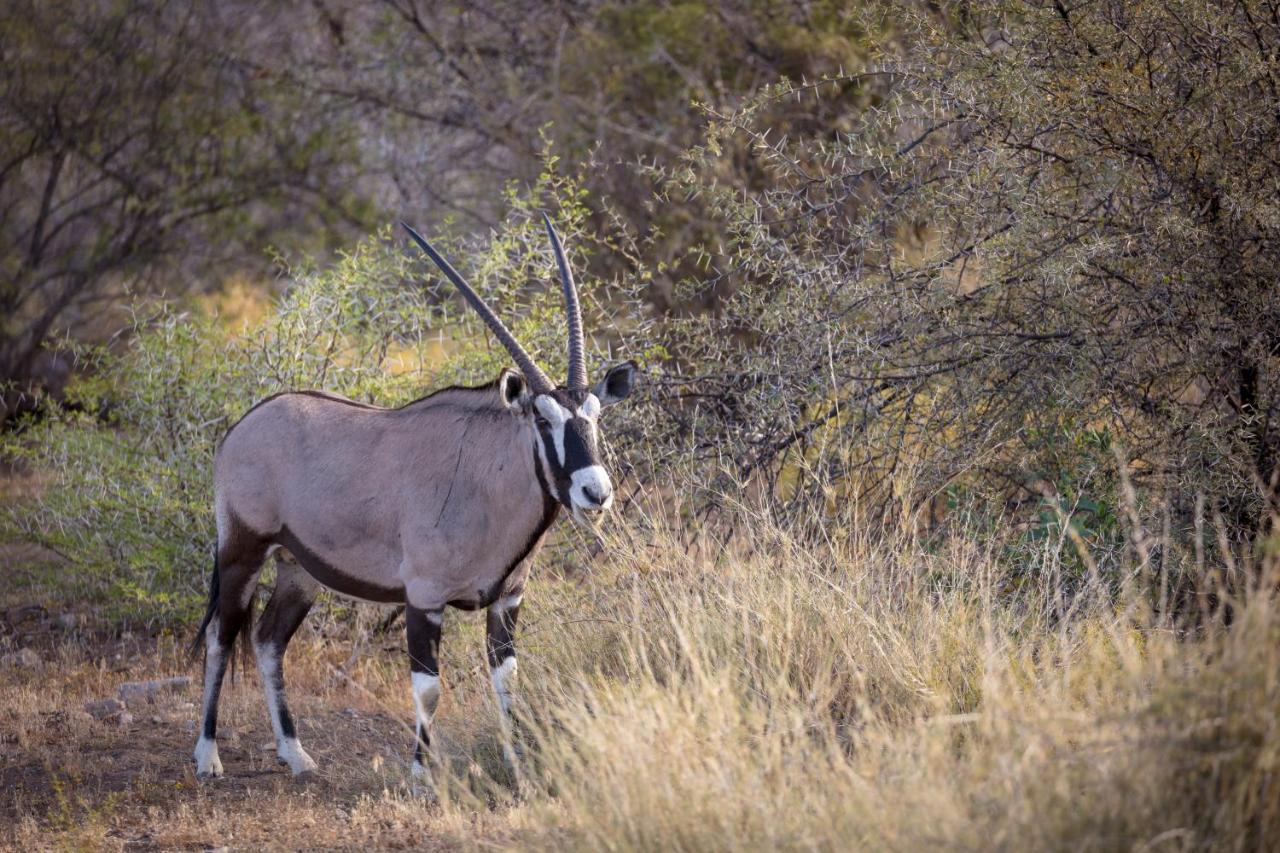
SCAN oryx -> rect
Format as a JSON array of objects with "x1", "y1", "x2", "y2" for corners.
[{"x1": 191, "y1": 216, "x2": 636, "y2": 781}]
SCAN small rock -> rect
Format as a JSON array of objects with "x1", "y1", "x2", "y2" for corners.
[
  {"x1": 2, "y1": 648, "x2": 42, "y2": 668},
  {"x1": 54, "y1": 613, "x2": 77, "y2": 632},
  {"x1": 150, "y1": 715, "x2": 163, "y2": 725},
  {"x1": 116, "y1": 711, "x2": 135, "y2": 728},
  {"x1": 118, "y1": 676, "x2": 192, "y2": 706},
  {"x1": 85, "y1": 697, "x2": 126, "y2": 720},
  {"x1": 261, "y1": 742, "x2": 275, "y2": 752}
]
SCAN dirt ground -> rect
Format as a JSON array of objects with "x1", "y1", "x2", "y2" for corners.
[{"x1": 0, "y1": 574, "x2": 529, "y2": 851}]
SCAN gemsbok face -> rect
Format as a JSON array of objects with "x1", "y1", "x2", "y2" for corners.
[
  {"x1": 191, "y1": 215, "x2": 636, "y2": 787},
  {"x1": 529, "y1": 372, "x2": 633, "y2": 522}
]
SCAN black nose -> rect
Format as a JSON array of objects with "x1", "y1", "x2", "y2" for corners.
[{"x1": 583, "y1": 484, "x2": 606, "y2": 506}]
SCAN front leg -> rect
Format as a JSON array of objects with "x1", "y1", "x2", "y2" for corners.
[
  {"x1": 486, "y1": 592, "x2": 522, "y2": 716},
  {"x1": 406, "y1": 605, "x2": 443, "y2": 783}
]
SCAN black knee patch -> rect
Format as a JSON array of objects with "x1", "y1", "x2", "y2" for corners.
[
  {"x1": 406, "y1": 606, "x2": 443, "y2": 675},
  {"x1": 485, "y1": 603, "x2": 520, "y2": 669}
]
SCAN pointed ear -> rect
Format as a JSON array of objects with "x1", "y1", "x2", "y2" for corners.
[
  {"x1": 497, "y1": 368, "x2": 526, "y2": 410},
  {"x1": 593, "y1": 360, "x2": 638, "y2": 407}
]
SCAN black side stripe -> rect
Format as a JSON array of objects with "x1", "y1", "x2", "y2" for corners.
[{"x1": 274, "y1": 525, "x2": 404, "y2": 604}]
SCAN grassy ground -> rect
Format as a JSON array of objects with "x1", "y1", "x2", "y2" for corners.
[{"x1": 3, "y1": 470, "x2": 1278, "y2": 851}]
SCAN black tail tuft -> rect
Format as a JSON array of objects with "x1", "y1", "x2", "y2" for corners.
[
  {"x1": 236, "y1": 592, "x2": 257, "y2": 679},
  {"x1": 189, "y1": 555, "x2": 220, "y2": 661},
  {"x1": 188, "y1": 548, "x2": 257, "y2": 681}
]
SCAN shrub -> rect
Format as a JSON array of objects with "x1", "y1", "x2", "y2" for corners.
[{"x1": 629, "y1": 0, "x2": 1279, "y2": 549}]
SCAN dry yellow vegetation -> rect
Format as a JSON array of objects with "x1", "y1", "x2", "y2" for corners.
[{"x1": 3, "y1": 492, "x2": 1276, "y2": 851}]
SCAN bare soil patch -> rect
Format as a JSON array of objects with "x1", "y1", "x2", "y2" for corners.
[{"x1": 0, "y1": 615, "x2": 524, "y2": 851}]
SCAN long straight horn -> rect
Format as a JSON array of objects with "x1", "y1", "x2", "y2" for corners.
[
  {"x1": 542, "y1": 213, "x2": 587, "y2": 391},
  {"x1": 401, "y1": 222, "x2": 554, "y2": 395}
]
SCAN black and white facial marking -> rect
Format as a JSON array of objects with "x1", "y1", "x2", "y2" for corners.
[{"x1": 526, "y1": 361, "x2": 636, "y2": 524}]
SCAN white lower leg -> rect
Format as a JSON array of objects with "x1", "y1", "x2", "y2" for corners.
[
  {"x1": 255, "y1": 640, "x2": 316, "y2": 774},
  {"x1": 410, "y1": 671, "x2": 441, "y2": 778},
  {"x1": 193, "y1": 733, "x2": 223, "y2": 778},
  {"x1": 490, "y1": 656, "x2": 517, "y2": 715},
  {"x1": 490, "y1": 656, "x2": 525, "y2": 774},
  {"x1": 194, "y1": 626, "x2": 224, "y2": 778}
]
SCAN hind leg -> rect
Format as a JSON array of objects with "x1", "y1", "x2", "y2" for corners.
[
  {"x1": 194, "y1": 521, "x2": 268, "y2": 778},
  {"x1": 253, "y1": 553, "x2": 319, "y2": 775}
]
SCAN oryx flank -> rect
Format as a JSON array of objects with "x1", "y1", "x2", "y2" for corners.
[{"x1": 192, "y1": 216, "x2": 636, "y2": 781}]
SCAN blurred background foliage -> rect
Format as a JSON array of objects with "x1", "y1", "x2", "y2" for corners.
[
  {"x1": 0, "y1": 0, "x2": 878, "y2": 417},
  {"x1": 2, "y1": 0, "x2": 1278, "y2": 618}
]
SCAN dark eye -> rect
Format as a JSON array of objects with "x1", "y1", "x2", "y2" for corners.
[{"x1": 534, "y1": 416, "x2": 549, "y2": 429}]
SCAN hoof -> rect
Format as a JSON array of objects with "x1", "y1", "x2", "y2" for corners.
[
  {"x1": 194, "y1": 737, "x2": 223, "y2": 778},
  {"x1": 278, "y1": 739, "x2": 318, "y2": 775},
  {"x1": 410, "y1": 760, "x2": 438, "y2": 802}
]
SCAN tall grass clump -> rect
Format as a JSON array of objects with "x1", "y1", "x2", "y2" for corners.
[{"x1": 495, "y1": 493, "x2": 1280, "y2": 851}]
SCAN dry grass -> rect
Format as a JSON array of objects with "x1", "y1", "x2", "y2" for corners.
[
  {"x1": 2, "y1": 496, "x2": 1277, "y2": 851},
  {"x1": 512, "y1": 524, "x2": 1280, "y2": 851}
]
